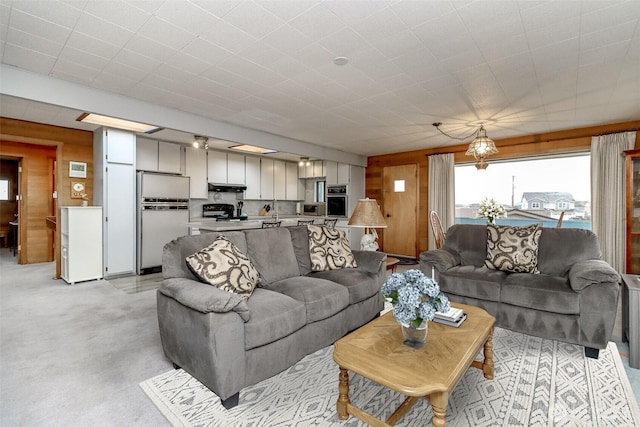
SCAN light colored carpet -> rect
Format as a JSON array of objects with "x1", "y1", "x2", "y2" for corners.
[{"x1": 140, "y1": 327, "x2": 640, "y2": 426}]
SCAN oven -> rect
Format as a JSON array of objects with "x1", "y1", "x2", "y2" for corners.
[{"x1": 326, "y1": 185, "x2": 348, "y2": 217}]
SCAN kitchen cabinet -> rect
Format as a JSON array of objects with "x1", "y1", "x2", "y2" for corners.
[
  {"x1": 313, "y1": 160, "x2": 325, "y2": 178},
  {"x1": 325, "y1": 161, "x2": 338, "y2": 185},
  {"x1": 245, "y1": 155, "x2": 261, "y2": 199},
  {"x1": 158, "y1": 141, "x2": 181, "y2": 174},
  {"x1": 261, "y1": 158, "x2": 275, "y2": 200},
  {"x1": 227, "y1": 153, "x2": 245, "y2": 184},
  {"x1": 93, "y1": 127, "x2": 136, "y2": 278},
  {"x1": 61, "y1": 206, "x2": 103, "y2": 284},
  {"x1": 337, "y1": 163, "x2": 350, "y2": 184},
  {"x1": 285, "y1": 161, "x2": 299, "y2": 200},
  {"x1": 299, "y1": 160, "x2": 324, "y2": 178},
  {"x1": 274, "y1": 160, "x2": 286, "y2": 200},
  {"x1": 136, "y1": 138, "x2": 181, "y2": 174},
  {"x1": 208, "y1": 150, "x2": 228, "y2": 183},
  {"x1": 185, "y1": 147, "x2": 207, "y2": 199}
]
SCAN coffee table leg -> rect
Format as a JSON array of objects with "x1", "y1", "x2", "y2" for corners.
[
  {"x1": 337, "y1": 367, "x2": 350, "y2": 420},
  {"x1": 483, "y1": 327, "x2": 494, "y2": 380},
  {"x1": 430, "y1": 392, "x2": 448, "y2": 427}
]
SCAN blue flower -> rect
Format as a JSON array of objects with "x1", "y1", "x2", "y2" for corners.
[{"x1": 381, "y1": 269, "x2": 451, "y2": 326}]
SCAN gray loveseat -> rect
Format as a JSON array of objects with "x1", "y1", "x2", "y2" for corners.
[
  {"x1": 157, "y1": 225, "x2": 386, "y2": 408},
  {"x1": 419, "y1": 224, "x2": 620, "y2": 358}
]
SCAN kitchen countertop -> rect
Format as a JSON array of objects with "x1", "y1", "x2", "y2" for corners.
[{"x1": 189, "y1": 215, "x2": 348, "y2": 232}]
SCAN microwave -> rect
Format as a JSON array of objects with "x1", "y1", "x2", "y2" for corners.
[{"x1": 303, "y1": 203, "x2": 326, "y2": 216}]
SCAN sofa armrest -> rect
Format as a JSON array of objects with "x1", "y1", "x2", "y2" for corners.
[
  {"x1": 419, "y1": 249, "x2": 460, "y2": 272},
  {"x1": 568, "y1": 259, "x2": 621, "y2": 292},
  {"x1": 352, "y1": 250, "x2": 386, "y2": 274},
  {"x1": 159, "y1": 277, "x2": 251, "y2": 322}
]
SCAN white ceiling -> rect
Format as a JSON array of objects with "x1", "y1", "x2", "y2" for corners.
[{"x1": 0, "y1": 0, "x2": 639, "y2": 158}]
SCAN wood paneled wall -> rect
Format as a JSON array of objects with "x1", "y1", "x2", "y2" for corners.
[
  {"x1": 0, "y1": 117, "x2": 93, "y2": 271},
  {"x1": 367, "y1": 121, "x2": 640, "y2": 257}
]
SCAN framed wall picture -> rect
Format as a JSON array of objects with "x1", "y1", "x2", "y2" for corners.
[{"x1": 69, "y1": 161, "x2": 87, "y2": 178}]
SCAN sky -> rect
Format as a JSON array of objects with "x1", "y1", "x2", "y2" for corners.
[{"x1": 455, "y1": 154, "x2": 591, "y2": 206}]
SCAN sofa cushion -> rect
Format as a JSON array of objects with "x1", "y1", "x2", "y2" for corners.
[
  {"x1": 438, "y1": 265, "x2": 506, "y2": 302},
  {"x1": 244, "y1": 288, "x2": 306, "y2": 350},
  {"x1": 442, "y1": 224, "x2": 488, "y2": 267},
  {"x1": 185, "y1": 235, "x2": 260, "y2": 299},
  {"x1": 307, "y1": 225, "x2": 357, "y2": 271},
  {"x1": 501, "y1": 274, "x2": 580, "y2": 315},
  {"x1": 265, "y1": 276, "x2": 350, "y2": 322},
  {"x1": 288, "y1": 225, "x2": 313, "y2": 275},
  {"x1": 245, "y1": 228, "x2": 301, "y2": 284},
  {"x1": 537, "y1": 228, "x2": 603, "y2": 275},
  {"x1": 485, "y1": 223, "x2": 542, "y2": 274},
  {"x1": 309, "y1": 269, "x2": 378, "y2": 304}
]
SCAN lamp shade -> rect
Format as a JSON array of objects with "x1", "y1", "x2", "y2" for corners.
[{"x1": 348, "y1": 198, "x2": 387, "y2": 228}]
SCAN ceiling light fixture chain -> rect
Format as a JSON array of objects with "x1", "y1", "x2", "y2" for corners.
[
  {"x1": 432, "y1": 122, "x2": 498, "y2": 170},
  {"x1": 432, "y1": 122, "x2": 479, "y2": 141}
]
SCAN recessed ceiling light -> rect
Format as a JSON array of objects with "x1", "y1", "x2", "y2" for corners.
[
  {"x1": 229, "y1": 144, "x2": 277, "y2": 154},
  {"x1": 77, "y1": 112, "x2": 160, "y2": 133},
  {"x1": 333, "y1": 56, "x2": 349, "y2": 66}
]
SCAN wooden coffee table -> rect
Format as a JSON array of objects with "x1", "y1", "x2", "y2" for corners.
[{"x1": 333, "y1": 303, "x2": 495, "y2": 427}]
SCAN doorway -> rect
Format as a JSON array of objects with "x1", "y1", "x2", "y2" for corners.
[
  {"x1": 0, "y1": 158, "x2": 19, "y2": 259},
  {"x1": 381, "y1": 164, "x2": 418, "y2": 257}
]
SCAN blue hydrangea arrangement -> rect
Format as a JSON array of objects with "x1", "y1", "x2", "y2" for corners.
[{"x1": 381, "y1": 269, "x2": 450, "y2": 328}]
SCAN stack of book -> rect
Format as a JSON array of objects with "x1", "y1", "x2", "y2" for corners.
[{"x1": 434, "y1": 307, "x2": 467, "y2": 327}]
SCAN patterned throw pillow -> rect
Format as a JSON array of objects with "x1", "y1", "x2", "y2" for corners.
[
  {"x1": 485, "y1": 223, "x2": 542, "y2": 274},
  {"x1": 307, "y1": 224, "x2": 357, "y2": 271},
  {"x1": 186, "y1": 235, "x2": 261, "y2": 299}
]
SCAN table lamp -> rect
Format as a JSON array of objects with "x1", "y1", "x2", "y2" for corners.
[{"x1": 348, "y1": 198, "x2": 387, "y2": 251}]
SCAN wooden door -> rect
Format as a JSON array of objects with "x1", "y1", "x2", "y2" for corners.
[{"x1": 382, "y1": 164, "x2": 417, "y2": 257}]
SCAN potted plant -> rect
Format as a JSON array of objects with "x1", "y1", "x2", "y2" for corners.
[{"x1": 381, "y1": 269, "x2": 450, "y2": 348}]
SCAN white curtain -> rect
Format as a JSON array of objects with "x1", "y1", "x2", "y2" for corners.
[
  {"x1": 591, "y1": 131, "x2": 636, "y2": 273},
  {"x1": 428, "y1": 153, "x2": 455, "y2": 250}
]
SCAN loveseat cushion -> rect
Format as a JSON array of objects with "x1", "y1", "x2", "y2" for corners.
[
  {"x1": 307, "y1": 225, "x2": 357, "y2": 271},
  {"x1": 244, "y1": 288, "x2": 306, "y2": 350},
  {"x1": 536, "y1": 228, "x2": 602, "y2": 275},
  {"x1": 288, "y1": 226, "x2": 313, "y2": 275},
  {"x1": 438, "y1": 265, "x2": 506, "y2": 302},
  {"x1": 485, "y1": 223, "x2": 542, "y2": 274},
  {"x1": 501, "y1": 274, "x2": 579, "y2": 314},
  {"x1": 185, "y1": 235, "x2": 261, "y2": 299},
  {"x1": 309, "y1": 269, "x2": 378, "y2": 304},
  {"x1": 245, "y1": 228, "x2": 301, "y2": 284},
  {"x1": 265, "y1": 276, "x2": 349, "y2": 322}
]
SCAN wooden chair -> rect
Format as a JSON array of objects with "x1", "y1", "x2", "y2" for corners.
[
  {"x1": 297, "y1": 219, "x2": 315, "y2": 225},
  {"x1": 556, "y1": 211, "x2": 565, "y2": 228},
  {"x1": 429, "y1": 211, "x2": 446, "y2": 249},
  {"x1": 261, "y1": 221, "x2": 281, "y2": 228},
  {"x1": 323, "y1": 218, "x2": 337, "y2": 229}
]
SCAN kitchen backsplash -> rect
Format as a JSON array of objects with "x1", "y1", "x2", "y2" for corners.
[{"x1": 189, "y1": 192, "x2": 297, "y2": 219}]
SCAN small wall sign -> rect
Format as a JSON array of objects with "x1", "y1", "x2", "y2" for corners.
[{"x1": 69, "y1": 161, "x2": 87, "y2": 178}]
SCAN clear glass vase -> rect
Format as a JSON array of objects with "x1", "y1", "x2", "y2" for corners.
[{"x1": 401, "y1": 321, "x2": 428, "y2": 349}]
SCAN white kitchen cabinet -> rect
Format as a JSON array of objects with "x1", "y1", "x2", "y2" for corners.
[
  {"x1": 274, "y1": 160, "x2": 286, "y2": 200},
  {"x1": 261, "y1": 158, "x2": 274, "y2": 200},
  {"x1": 158, "y1": 141, "x2": 181, "y2": 174},
  {"x1": 93, "y1": 127, "x2": 136, "y2": 278},
  {"x1": 61, "y1": 206, "x2": 103, "y2": 284},
  {"x1": 285, "y1": 161, "x2": 299, "y2": 200},
  {"x1": 325, "y1": 161, "x2": 338, "y2": 185},
  {"x1": 185, "y1": 147, "x2": 207, "y2": 199},
  {"x1": 227, "y1": 153, "x2": 245, "y2": 184},
  {"x1": 136, "y1": 137, "x2": 158, "y2": 171},
  {"x1": 208, "y1": 150, "x2": 228, "y2": 183},
  {"x1": 136, "y1": 138, "x2": 181, "y2": 174},
  {"x1": 245, "y1": 155, "x2": 261, "y2": 199},
  {"x1": 337, "y1": 163, "x2": 350, "y2": 184},
  {"x1": 313, "y1": 160, "x2": 325, "y2": 178}
]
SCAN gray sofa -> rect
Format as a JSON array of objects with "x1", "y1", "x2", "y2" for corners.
[
  {"x1": 419, "y1": 224, "x2": 620, "y2": 358},
  {"x1": 157, "y1": 225, "x2": 386, "y2": 408}
]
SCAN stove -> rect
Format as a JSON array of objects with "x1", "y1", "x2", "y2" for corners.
[{"x1": 202, "y1": 203, "x2": 247, "y2": 221}]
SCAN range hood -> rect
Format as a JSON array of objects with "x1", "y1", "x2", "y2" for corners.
[{"x1": 208, "y1": 183, "x2": 247, "y2": 193}]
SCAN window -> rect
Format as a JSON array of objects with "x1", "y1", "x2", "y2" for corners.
[
  {"x1": 0, "y1": 179, "x2": 8, "y2": 201},
  {"x1": 315, "y1": 181, "x2": 325, "y2": 203},
  {"x1": 455, "y1": 154, "x2": 591, "y2": 229}
]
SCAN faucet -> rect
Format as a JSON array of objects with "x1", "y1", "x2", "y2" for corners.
[{"x1": 272, "y1": 199, "x2": 279, "y2": 221}]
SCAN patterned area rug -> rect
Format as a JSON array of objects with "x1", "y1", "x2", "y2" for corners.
[{"x1": 141, "y1": 328, "x2": 640, "y2": 426}]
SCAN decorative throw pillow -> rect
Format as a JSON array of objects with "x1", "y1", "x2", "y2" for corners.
[
  {"x1": 485, "y1": 223, "x2": 542, "y2": 274},
  {"x1": 307, "y1": 224, "x2": 357, "y2": 271},
  {"x1": 185, "y1": 235, "x2": 261, "y2": 299}
]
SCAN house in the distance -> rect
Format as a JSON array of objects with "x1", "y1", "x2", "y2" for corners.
[{"x1": 521, "y1": 192, "x2": 576, "y2": 214}]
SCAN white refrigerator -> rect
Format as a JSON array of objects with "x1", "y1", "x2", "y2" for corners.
[{"x1": 137, "y1": 172, "x2": 190, "y2": 274}]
